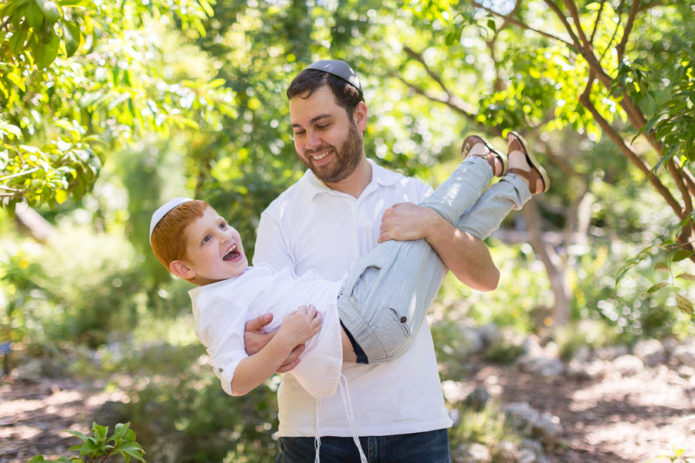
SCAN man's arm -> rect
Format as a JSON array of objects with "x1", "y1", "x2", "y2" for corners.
[{"x1": 378, "y1": 202, "x2": 499, "y2": 291}]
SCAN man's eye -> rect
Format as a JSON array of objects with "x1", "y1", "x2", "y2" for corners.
[
  {"x1": 293, "y1": 131, "x2": 305, "y2": 137},
  {"x1": 317, "y1": 123, "x2": 330, "y2": 130}
]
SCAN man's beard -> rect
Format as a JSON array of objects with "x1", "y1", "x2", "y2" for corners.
[{"x1": 303, "y1": 122, "x2": 363, "y2": 184}]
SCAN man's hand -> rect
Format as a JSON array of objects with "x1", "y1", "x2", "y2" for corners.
[
  {"x1": 378, "y1": 202, "x2": 500, "y2": 291},
  {"x1": 379, "y1": 202, "x2": 439, "y2": 243},
  {"x1": 244, "y1": 313, "x2": 306, "y2": 372}
]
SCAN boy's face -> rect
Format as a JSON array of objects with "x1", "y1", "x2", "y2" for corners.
[{"x1": 178, "y1": 206, "x2": 248, "y2": 285}]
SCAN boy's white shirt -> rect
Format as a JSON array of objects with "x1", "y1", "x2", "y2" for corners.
[
  {"x1": 254, "y1": 159, "x2": 453, "y2": 437},
  {"x1": 189, "y1": 265, "x2": 344, "y2": 399}
]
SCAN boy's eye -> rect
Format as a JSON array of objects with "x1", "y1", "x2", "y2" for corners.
[
  {"x1": 202, "y1": 234, "x2": 212, "y2": 244},
  {"x1": 219, "y1": 222, "x2": 227, "y2": 230}
]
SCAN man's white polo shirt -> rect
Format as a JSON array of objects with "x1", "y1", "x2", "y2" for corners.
[{"x1": 254, "y1": 159, "x2": 452, "y2": 437}]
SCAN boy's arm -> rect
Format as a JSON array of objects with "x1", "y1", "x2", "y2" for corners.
[
  {"x1": 378, "y1": 202, "x2": 499, "y2": 291},
  {"x1": 232, "y1": 305, "x2": 321, "y2": 396},
  {"x1": 243, "y1": 314, "x2": 305, "y2": 372}
]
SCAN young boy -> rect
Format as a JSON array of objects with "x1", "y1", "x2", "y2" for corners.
[{"x1": 149, "y1": 133, "x2": 548, "y2": 400}]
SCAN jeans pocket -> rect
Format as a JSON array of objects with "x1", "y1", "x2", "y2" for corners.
[{"x1": 387, "y1": 306, "x2": 412, "y2": 338}]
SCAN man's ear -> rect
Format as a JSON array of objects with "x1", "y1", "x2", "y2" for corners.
[
  {"x1": 170, "y1": 260, "x2": 196, "y2": 280},
  {"x1": 353, "y1": 101, "x2": 367, "y2": 132}
]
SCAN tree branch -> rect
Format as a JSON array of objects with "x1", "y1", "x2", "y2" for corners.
[
  {"x1": 541, "y1": 0, "x2": 583, "y2": 50},
  {"x1": 616, "y1": 0, "x2": 640, "y2": 64},
  {"x1": 563, "y1": 0, "x2": 591, "y2": 49},
  {"x1": 667, "y1": 159, "x2": 693, "y2": 215},
  {"x1": 579, "y1": 73, "x2": 684, "y2": 219},
  {"x1": 402, "y1": 46, "x2": 453, "y2": 98},
  {"x1": 589, "y1": 0, "x2": 605, "y2": 44},
  {"x1": 471, "y1": 1, "x2": 578, "y2": 51},
  {"x1": 395, "y1": 76, "x2": 477, "y2": 121}
]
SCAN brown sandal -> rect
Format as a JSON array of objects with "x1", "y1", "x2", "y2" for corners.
[
  {"x1": 506, "y1": 131, "x2": 549, "y2": 194},
  {"x1": 461, "y1": 135, "x2": 508, "y2": 177}
]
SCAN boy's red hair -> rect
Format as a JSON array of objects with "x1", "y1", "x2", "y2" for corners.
[{"x1": 150, "y1": 199, "x2": 209, "y2": 270}]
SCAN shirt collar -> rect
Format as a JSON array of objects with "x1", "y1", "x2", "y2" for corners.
[{"x1": 300, "y1": 159, "x2": 401, "y2": 200}]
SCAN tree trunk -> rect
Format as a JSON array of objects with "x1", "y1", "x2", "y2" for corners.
[
  {"x1": 14, "y1": 201, "x2": 54, "y2": 243},
  {"x1": 522, "y1": 200, "x2": 571, "y2": 327}
]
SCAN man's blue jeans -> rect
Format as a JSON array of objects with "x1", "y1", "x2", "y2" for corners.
[{"x1": 276, "y1": 429, "x2": 451, "y2": 463}]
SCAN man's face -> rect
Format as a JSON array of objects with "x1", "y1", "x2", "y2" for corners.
[
  {"x1": 181, "y1": 207, "x2": 248, "y2": 285},
  {"x1": 289, "y1": 85, "x2": 365, "y2": 184}
]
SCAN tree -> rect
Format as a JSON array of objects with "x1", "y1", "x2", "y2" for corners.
[
  {"x1": 341, "y1": 0, "x2": 695, "y2": 322},
  {"x1": 0, "y1": 0, "x2": 234, "y2": 208}
]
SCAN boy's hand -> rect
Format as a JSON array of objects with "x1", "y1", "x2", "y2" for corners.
[
  {"x1": 244, "y1": 313, "x2": 306, "y2": 372},
  {"x1": 278, "y1": 305, "x2": 322, "y2": 346}
]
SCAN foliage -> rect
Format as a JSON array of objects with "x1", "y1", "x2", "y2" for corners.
[
  {"x1": 27, "y1": 422, "x2": 144, "y2": 463},
  {"x1": 0, "y1": 242, "x2": 48, "y2": 344},
  {"x1": 0, "y1": 0, "x2": 234, "y2": 208},
  {"x1": 92, "y1": 337, "x2": 279, "y2": 463},
  {"x1": 448, "y1": 400, "x2": 524, "y2": 461},
  {"x1": 645, "y1": 444, "x2": 695, "y2": 463}
]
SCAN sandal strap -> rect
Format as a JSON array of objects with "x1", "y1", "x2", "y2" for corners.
[
  {"x1": 509, "y1": 167, "x2": 543, "y2": 195},
  {"x1": 462, "y1": 135, "x2": 507, "y2": 177}
]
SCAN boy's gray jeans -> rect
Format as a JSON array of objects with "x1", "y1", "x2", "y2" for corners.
[{"x1": 337, "y1": 156, "x2": 532, "y2": 363}]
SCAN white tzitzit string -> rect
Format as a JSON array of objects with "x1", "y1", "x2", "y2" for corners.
[
  {"x1": 338, "y1": 374, "x2": 368, "y2": 463},
  {"x1": 314, "y1": 400, "x2": 321, "y2": 463}
]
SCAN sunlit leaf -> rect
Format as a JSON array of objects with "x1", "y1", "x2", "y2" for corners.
[{"x1": 646, "y1": 282, "x2": 669, "y2": 294}]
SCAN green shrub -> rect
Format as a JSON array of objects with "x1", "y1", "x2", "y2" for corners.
[
  {"x1": 27, "y1": 422, "x2": 144, "y2": 463},
  {"x1": 96, "y1": 339, "x2": 279, "y2": 463}
]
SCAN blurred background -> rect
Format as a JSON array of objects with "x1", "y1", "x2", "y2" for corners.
[{"x1": 1, "y1": 0, "x2": 694, "y2": 462}]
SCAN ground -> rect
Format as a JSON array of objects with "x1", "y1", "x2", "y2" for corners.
[
  {"x1": 1, "y1": 359, "x2": 693, "y2": 463},
  {"x1": 466, "y1": 358, "x2": 694, "y2": 462}
]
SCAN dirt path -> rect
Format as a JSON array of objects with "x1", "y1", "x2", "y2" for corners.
[
  {"x1": 1, "y1": 360, "x2": 693, "y2": 462},
  {"x1": 467, "y1": 359, "x2": 695, "y2": 462}
]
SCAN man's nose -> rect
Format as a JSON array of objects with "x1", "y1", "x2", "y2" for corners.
[{"x1": 305, "y1": 130, "x2": 321, "y2": 150}]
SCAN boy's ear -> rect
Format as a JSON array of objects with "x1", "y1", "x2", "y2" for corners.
[{"x1": 170, "y1": 260, "x2": 195, "y2": 280}]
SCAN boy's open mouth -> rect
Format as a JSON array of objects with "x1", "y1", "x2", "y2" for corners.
[{"x1": 223, "y1": 244, "x2": 241, "y2": 261}]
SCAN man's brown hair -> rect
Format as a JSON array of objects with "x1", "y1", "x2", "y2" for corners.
[
  {"x1": 150, "y1": 199, "x2": 208, "y2": 270},
  {"x1": 286, "y1": 69, "x2": 363, "y2": 117}
]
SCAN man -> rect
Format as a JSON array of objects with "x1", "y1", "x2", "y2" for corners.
[{"x1": 246, "y1": 60, "x2": 500, "y2": 462}]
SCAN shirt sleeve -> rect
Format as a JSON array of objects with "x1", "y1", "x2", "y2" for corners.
[
  {"x1": 193, "y1": 291, "x2": 246, "y2": 396},
  {"x1": 253, "y1": 210, "x2": 294, "y2": 271}
]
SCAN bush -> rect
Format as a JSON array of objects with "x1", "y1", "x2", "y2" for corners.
[
  {"x1": 27, "y1": 422, "x2": 145, "y2": 463},
  {"x1": 93, "y1": 339, "x2": 279, "y2": 463}
]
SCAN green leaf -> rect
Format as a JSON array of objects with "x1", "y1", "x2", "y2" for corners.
[
  {"x1": 646, "y1": 282, "x2": 669, "y2": 294},
  {"x1": 36, "y1": 0, "x2": 61, "y2": 24},
  {"x1": 676, "y1": 273, "x2": 695, "y2": 281},
  {"x1": 673, "y1": 249, "x2": 694, "y2": 262},
  {"x1": 62, "y1": 20, "x2": 81, "y2": 57},
  {"x1": 8, "y1": 24, "x2": 29, "y2": 55},
  {"x1": 34, "y1": 31, "x2": 61, "y2": 69},
  {"x1": 653, "y1": 261, "x2": 669, "y2": 271},
  {"x1": 676, "y1": 294, "x2": 693, "y2": 315},
  {"x1": 487, "y1": 18, "x2": 496, "y2": 33},
  {"x1": 25, "y1": 2, "x2": 45, "y2": 28},
  {"x1": 55, "y1": 188, "x2": 68, "y2": 204}
]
